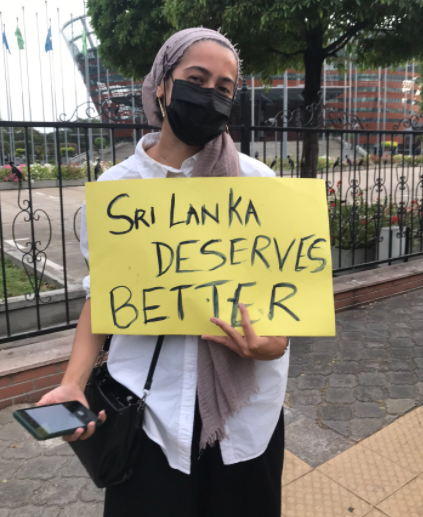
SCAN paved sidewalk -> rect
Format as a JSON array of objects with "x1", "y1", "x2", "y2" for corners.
[
  {"x1": 282, "y1": 405, "x2": 423, "y2": 516},
  {"x1": 284, "y1": 288, "x2": 423, "y2": 468},
  {"x1": 1, "y1": 289, "x2": 423, "y2": 516}
]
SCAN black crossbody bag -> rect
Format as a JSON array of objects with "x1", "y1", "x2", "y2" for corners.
[{"x1": 68, "y1": 335, "x2": 164, "y2": 489}]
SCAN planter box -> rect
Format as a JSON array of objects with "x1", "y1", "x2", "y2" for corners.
[
  {"x1": 378, "y1": 226, "x2": 408, "y2": 267},
  {"x1": 0, "y1": 288, "x2": 85, "y2": 339},
  {"x1": 0, "y1": 178, "x2": 88, "y2": 190},
  {"x1": 332, "y1": 246, "x2": 376, "y2": 274}
]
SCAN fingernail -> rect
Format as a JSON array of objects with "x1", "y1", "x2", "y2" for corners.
[
  {"x1": 239, "y1": 303, "x2": 245, "y2": 309},
  {"x1": 210, "y1": 318, "x2": 217, "y2": 324}
]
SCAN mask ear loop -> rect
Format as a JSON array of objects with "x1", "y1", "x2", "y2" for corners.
[
  {"x1": 162, "y1": 48, "x2": 173, "y2": 115},
  {"x1": 226, "y1": 77, "x2": 238, "y2": 135},
  {"x1": 158, "y1": 49, "x2": 169, "y2": 121}
]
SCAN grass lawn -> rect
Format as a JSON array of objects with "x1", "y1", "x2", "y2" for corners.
[{"x1": 0, "y1": 257, "x2": 55, "y2": 301}]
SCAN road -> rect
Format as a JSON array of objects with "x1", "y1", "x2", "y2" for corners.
[{"x1": 1, "y1": 187, "x2": 87, "y2": 290}]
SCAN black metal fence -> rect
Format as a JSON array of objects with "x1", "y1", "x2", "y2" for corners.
[{"x1": 1, "y1": 117, "x2": 423, "y2": 343}]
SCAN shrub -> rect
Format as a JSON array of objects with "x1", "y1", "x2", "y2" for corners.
[
  {"x1": 60, "y1": 147, "x2": 77, "y2": 157},
  {"x1": 384, "y1": 141, "x2": 399, "y2": 149},
  {"x1": 16, "y1": 148, "x2": 26, "y2": 157},
  {"x1": 318, "y1": 156, "x2": 335, "y2": 169},
  {"x1": 94, "y1": 137, "x2": 108, "y2": 149}
]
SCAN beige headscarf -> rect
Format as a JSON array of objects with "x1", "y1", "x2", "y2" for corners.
[{"x1": 142, "y1": 28, "x2": 257, "y2": 449}]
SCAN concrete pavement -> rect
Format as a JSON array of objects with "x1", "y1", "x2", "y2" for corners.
[{"x1": 0, "y1": 288, "x2": 422, "y2": 515}]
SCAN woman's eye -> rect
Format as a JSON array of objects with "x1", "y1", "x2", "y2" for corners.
[
  {"x1": 218, "y1": 86, "x2": 231, "y2": 95},
  {"x1": 189, "y1": 75, "x2": 203, "y2": 83}
]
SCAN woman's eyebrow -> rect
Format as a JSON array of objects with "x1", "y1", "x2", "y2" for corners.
[{"x1": 183, "y1": 65, "x2": 235, "y2": 86}]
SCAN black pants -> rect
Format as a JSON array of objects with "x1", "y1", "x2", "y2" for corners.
[{"x1": 104, "y1": 401, "x2": 284, "y2": 517}]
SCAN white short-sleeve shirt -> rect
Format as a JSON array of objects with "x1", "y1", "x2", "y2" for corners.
[{"x1": 80, "y1": 132, "x2": 290, "y2": 474}]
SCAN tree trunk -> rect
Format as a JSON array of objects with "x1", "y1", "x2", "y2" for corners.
[{"x1": 301, "y1": 36, "x2": 325, "y2": 179}]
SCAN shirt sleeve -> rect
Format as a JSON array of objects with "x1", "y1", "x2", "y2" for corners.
[
  {"x1": 238, "y1": 152, "x2": 276, "y2": 178},
  {"x1": 80, "y1": 201, "x2": 91, "y2": 299}
]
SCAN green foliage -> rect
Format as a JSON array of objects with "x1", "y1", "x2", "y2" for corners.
[
  {"x1": 35, "y1": 146, "x2": 44, "y2": 158},
  {"x1": 384, "y1": 141, "x2": 398, "y2": 148},
  {"x1": 0, "y1": 140, "x2": 10, "y2": 155},
  {"x1": 87, "y1": 0, "x2": 172, "y2": 80},
  {"x1": 0, "y1": 258, "x2": 54, "y2": 301},
  {"x1": 13, "y1": 164, "x2": 86, "y2": 181},
  {"x1": 318, "y1": 155, "x2": 335, "y2": 169},
  {"x1": 88, "y1": 0, "x2": 423, "y2": 176},
  {"x1": 60, "y1": 147, "x2": 77, "y2": 157},
  {"x1": 328, "y1": 185, "x2": 421, "y2": 249},
  {"x1": 89, "y1": 0, "x2": 423, "y2": 80},
  {"x1": 94, "y1": 137, "x2": 108, "y2": 149},
  {"x1": 15, "y1": 148, "x2": 26, "y2": 156}
]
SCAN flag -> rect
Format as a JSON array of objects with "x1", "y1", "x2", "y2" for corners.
[
  {"x1": 82, "y1": 28, "x2": 86, "y2": 56},
  {"x1": 2, "y1": 30, "x2": 11, "y2": 54},
  {"x1": 15, "y1": 26, "x2": 24, "y2": 50},
  {"x1": 45, "y1": 27, "x2": 52, "y2": 52}
]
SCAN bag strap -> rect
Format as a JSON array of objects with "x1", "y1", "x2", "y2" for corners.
[
  {"x1": 99, "y1": 334, "x2": 164, "y2": 393},
  {"x1": 143, "y1": 335, "x2": 164, "y2": 392}
]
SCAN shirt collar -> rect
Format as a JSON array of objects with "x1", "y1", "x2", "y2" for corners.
[{"x1": 135, "y1": 132, "x2": 200, "y2": 178}]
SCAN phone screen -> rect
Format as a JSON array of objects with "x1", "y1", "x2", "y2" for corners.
[{"x1": 24, "y1": 404, "x2": 85, "y2": 435}]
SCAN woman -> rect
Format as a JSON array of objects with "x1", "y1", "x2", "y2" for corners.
[{"x1": 37, "y1": 28, "x2": 290, "y2": 517}]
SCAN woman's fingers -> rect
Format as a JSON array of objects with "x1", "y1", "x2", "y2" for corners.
[
  {"x1": 62, "y1": 428, "x2": 85, "y2": 442},
  {"x1": 209, "y1": 316, "x2": 243, "y2": 343},
  {"x1": 78, "y1": 421, "x2": 97, "y2": 441},
  {"x1": 201, "y1": 333, "x2": 244, "y2": 356},
  {"x1": 239, "y1": 303, "x2": 258, "y2": 342},
  {"x1": 62, "y1": 410, "x2": 106, "y2": 442}
]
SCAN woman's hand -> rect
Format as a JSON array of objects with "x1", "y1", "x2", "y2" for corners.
[
  {"x1": 201, "y1": 303, "x2": 289, "y2": 361},
  {"x1": 36, "y1": 383, "x2": 107, "y2": 442}
]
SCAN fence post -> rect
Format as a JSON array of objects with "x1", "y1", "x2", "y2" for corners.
[{"x1": 240, "y1": 79, "x2": 251, "y2": 156}]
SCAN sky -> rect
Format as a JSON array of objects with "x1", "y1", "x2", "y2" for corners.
[{"x1": 0, "y1": 0, "x2": 90, "y2": 124}]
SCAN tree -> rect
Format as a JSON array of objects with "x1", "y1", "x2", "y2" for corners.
[
  {"x1": 87, "y1": 0, "x2": 172, "y2": 80},
  {"x1": 88, "y1": 0, "x2": 423, "y2": 177},
  {"x1": 94, "y1": 137, "x2": 108, "y2": 149}
]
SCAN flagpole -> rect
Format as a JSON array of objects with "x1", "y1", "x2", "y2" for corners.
[
  {"x1": 0, "y1": 14, "x2": 8, "y2": 164},
  {"x1": 82, "y1": 2, "x2": 94, "y2": 163},
  {"x1": 57, "y1": 8, "x2": 68, "y2": 165},
  {"x1": 22, "y1": 7, "x2": 35, "y2": 164},
  {"x1": 1, "y1": 17, "x2": 14, "y2": 162},
  {"x1": 0, "y1": 73, "x2": 4, "y2": 164},
  {"x1": 96, "y1": 38, "x2": 104, "y2": 161},
  {"x1": 5, "y1": 31, "x2": 15, "y2": 162},
  {"x1": 0, "y1": 104, "x2": 4, "y2": 165},
  {"x1": 45, "y1": 3, "x2": 58, "y2": 165},
  {"x1": 15, "y1": 18, "x2": 26, "y2": 123},
  {"x1": 70, "y1": 14, "x2": 81, "y2": 159},
  {"x1": 36, "y1": 13, "x2": 48, "y2": 163}
]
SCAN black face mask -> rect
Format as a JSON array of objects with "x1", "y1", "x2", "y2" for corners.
[{"x1": 165, "y1": 78, "x2": 233, "y2": 146}]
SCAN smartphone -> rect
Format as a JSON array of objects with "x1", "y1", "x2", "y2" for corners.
[{"x1": 13, "y1": 401, "x2": 103, "y2": 441}]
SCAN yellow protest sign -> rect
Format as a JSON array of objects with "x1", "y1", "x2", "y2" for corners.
[{"x1": 86, "y1": 177, "x2": 335, "y2": 337}]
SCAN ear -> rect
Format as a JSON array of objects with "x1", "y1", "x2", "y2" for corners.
[{"x1": 156, "y1": 80, "x2": 164, "y2": 100}]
